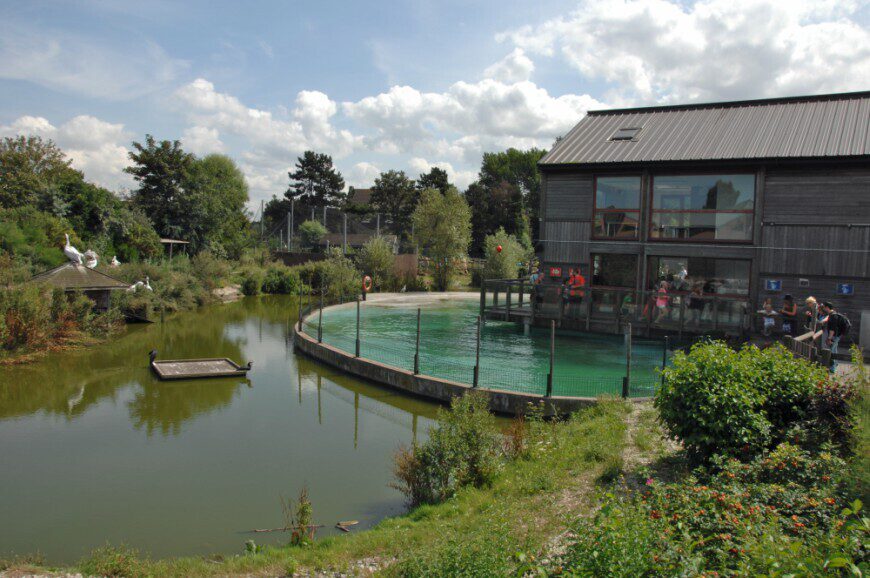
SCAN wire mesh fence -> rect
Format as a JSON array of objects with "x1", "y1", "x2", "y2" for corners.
[{"x1": 298, "y1": 297, "x2": 670, "y2": 400}]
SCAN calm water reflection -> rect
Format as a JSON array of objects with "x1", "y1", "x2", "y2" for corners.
[{"x1": 0, "y1": 296, "x2": 438, "y2": 563}]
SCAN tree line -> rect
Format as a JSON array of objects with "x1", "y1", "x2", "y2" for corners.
[{"x1": 264, "y1": 147, "x2": 546, "y2": 256}]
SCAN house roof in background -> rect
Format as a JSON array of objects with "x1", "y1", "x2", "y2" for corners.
[
  {"x1": 347, "y1": 188, "x2": 373, "y2": 205},
  {"x1": 30, "y1": 262, "x2": 130, "y2": 291},
  {"x1": 540, "y1": 91, "x2": 870, "y2": 166}
]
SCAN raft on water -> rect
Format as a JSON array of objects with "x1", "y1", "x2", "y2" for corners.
[{"x1": 149, "y1": 350, "x2": 253, "y2": 380}]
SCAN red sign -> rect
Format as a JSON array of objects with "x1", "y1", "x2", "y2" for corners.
[{"x1": 549, "y1": 267, "x2": 562, "y2": 278}]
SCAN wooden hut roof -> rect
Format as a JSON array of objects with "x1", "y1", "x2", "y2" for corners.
[{"x1": 30, "y1": 262, "x2": 130, "y2": 291}]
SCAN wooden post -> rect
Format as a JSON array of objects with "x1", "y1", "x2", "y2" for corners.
[
  {"x1": 288, "y1": 208, "x2": 293, "y2": 250},
  {"x1": 505, "y1": 283, "x2": 512, "y2": 321},
  {"x1": 297, "y1": 285, "x2": 303, "y2": 331},
  {"x1": 519, "y1": 281, "x2": 525, "y2": 308},
  {"x1": 473, "y1": 315, "x2": 481, "y2": 387},
  {"x1": 317, "y1": 290, "x2": 323, "y2": 343},
  {"x1": 614, "y1": 290, "x2": 622, "y2": 334},
  {"x1": 546, "y1": 320, "x2": 555, "y2": 397},
  {"x1": 355, "y1": 298, "x2": 361, "y2": 358},
  {"x1": 623, "y1": 322, "x2": 632, "y2": 398},
  {"x1": 479, "y1": 280, "x2": 486, "y2": 316},
  {"x1": 414, "y1": 308, "x2": 421, "y2": 375}
]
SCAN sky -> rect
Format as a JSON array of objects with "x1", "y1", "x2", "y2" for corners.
[{"x1": 1, "y1": 0, "x2": 868, "y2": 210}]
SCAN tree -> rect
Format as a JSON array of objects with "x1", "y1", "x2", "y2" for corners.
[
  {"x1": 0, "y1": 136, "x2": 79, "y2": 209},
  {"x1": 465, "y1": 179, "x2": 525, "y2": 256},
  {"x1": 298, "y1": 219, "x2": 326, "y2": 250},
  {"x1": 370, "y1": 170, "x2": 418, "y2": 241},
  {"x1": 482, "y1": 228, "x2": 529, "y2": 280},
  {"x1": 125, "y1": 135, "x2": 195, "y2": 241},
  {"x1": 477, "y1": 148, "x2": 546, "y2": 242},
  {"x1": 184, "y1": 154, "x2": 251, "y2": 257},
  {"x1": 416, "y1": 167, "x2": 451, "y2": 194},
  {"x1": 358, "y1": 236, "x2": 395, "y2": 290},
  {"x1": 286, "y1": 151, "x2": 345, "y2": 207},
  {"x1": 412, "y1": 187, "x2": 471, "y2": 291}
]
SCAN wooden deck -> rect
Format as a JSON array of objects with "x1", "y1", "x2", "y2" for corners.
[{"x1": 150, "y1": 356, "x2": 252, "y2": 380}]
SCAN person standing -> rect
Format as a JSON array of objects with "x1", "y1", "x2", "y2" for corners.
[
  {"x1": 821, "y1": 302, "x2": 851, "y2": 373},
  {"x1": 779, "y1": 294, "x2": 798, "y2": 336}
]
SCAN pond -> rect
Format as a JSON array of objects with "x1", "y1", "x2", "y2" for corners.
[
  {"x1": 0, "y1": 296, "x2": 439, "y2": 564},
  {"x1": 306, "y1": 294, "x2": 667, "y2": 398}
]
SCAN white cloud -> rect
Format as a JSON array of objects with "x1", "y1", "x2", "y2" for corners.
[
  {"x1": 0, "y1": 114, "x2": 133, "y2": 191},
  {"x1": 498, "y1": 0, "x2": 870, "y2": 103},
  {"x1": 343, "y1": 80, "x2": 604, "y2": 164},
  {"x1": 0, "y1": 21, "x2": 188, "y2": 100},
  {"x1": 182, "y1": 126, "x2": 225, "y2": 155},
  {"x1": 346, "y1": 162, "x2": 382, "y2": 188},
  {"x1": 482, "y1": 48, "x2": 535, "y2": 83}
]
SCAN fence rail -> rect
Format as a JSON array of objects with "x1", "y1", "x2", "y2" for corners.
[{"x1": 296, "y1": 291, "x2": 670, "y2": 400}]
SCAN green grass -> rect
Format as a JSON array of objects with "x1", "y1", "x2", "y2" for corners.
[{"x1": 13, "y1": 398, "x2": 630, "y2": 577}]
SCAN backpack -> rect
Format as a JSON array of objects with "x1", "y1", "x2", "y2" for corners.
[{"x1": 832, "y1": 312, "x2": 851, "y2": 337}]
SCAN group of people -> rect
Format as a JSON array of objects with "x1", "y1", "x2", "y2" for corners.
[
  {"x1": 644, "y1": 277, "x2": 741, "y2": 326},
  {"x1": 758, "y1": 296, "x2": 851, "y2": 346}
]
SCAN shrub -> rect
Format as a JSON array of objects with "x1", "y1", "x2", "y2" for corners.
[
  {"x1": 319, "y1": 248, "x2": 359, "y2": 299},
  {"x1": 395, "y1": 526, "x2": 519, "y2": 577},
  {"x1": 240, "y1": 269, "x2": 264, "y2": 296},
  {"x1": 78, "y1": 544, "x2": 145, "y2": 578},
  {"x1": 656, "y1": 341, "x2": 829, "y2": 461},
  {"x1": 482, "y1": 227, "x2": 528, "y2": 281},
  {"x1": 392, "y1": 391, "x2": 502, "y2": 506},
  {"x1": 261, "y1": 264, "x2": 301, "y2": 295},
  {"x1": 357, "y1": 236, "x2": 395, "y2": 290},
  {"x1": 190, "y1": 251, "x2": 231, "y2": 291},
  {"x1": 298, "y1": 219, "x2": 326, "y2": 250}
]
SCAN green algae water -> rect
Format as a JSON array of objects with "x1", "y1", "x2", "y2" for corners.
[
  {"x1": 308, "y1": 295, "x2": 666, "y2": 398},
  {"x1": 0, "y1": 296, "x2": 438, "y2": 564}
]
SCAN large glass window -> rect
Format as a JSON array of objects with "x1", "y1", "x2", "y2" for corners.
[
  {"x1": 592, "y1": 253, "x2": 637, "y2": 288},
  {"x1": 650, "y1": 174, "x2": 755, "y2": 241},
  {"x1": 648, "y1": 256, "x2": 750, "y2": 296},
  {"x1": 593, "y1": 176, "x2": 641, "y2": 239}
]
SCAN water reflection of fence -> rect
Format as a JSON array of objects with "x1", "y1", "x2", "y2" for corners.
[
  {"x1": 296, "y1": 293, "x2": 670, "y2": 400},
  {"x1": 482, "y1": 279, "x2": 751, "y2": 340}
]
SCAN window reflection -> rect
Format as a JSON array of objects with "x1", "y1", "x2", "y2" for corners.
[{"x1": 594, "y1": 176, "x2": 641, "y2": 239}]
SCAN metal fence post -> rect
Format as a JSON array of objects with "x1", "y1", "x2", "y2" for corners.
[
  {"x1": 355, "y1": 298, "x2": 361, "y2": 357},
  {"x1": 317, "y1": 290, "x2": 323, "y2": 343},
  {"x1": 546, "y1": 320, "x2": 555, "y2": 397},
  {"x1": 414, "y1": 308, "x2": 421, "y2": 375},
  {"x1": 623, "y1": 322, "x2": 632, "y2": 398},
  {"x1": 473, "y1": 315, "x2": 481, "y2": 387},
  {"x1": 297, "y1": 285, "x2": 303, "y2": 331},
  {"x1": 661, "y1": 335, "x2": 669, "y2": 387}
]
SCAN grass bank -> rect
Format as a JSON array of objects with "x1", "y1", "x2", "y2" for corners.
[{"x1": 2, "y1": 398, "x2": 633, "y2": 577}]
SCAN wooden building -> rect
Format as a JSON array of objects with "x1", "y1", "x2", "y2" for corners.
[
  {"x1": 528, "y1": 91, "x2": 869, "y2": 342},
  {"x1": 30, "y1": 262, "x2": 130, "y2": 311}
]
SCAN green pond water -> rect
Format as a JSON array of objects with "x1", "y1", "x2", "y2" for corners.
[
  {"x1": 0, "y1": 296, "x2": 439, "y2": 564},
  {"x1": 307, "y1": 296, "x2": 667, "y2": 398}
]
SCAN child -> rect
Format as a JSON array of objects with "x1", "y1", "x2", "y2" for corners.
[
  {"x1": 779, "y1": 294, "x2": 797, "y2": 336},
  {"x1": 757, "y1": 298, "x2": 779, "y2": 337}
]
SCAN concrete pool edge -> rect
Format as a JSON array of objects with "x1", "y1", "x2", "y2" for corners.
[{"x1": 293, "y1": 293, "x2": 651, "y2": 415}]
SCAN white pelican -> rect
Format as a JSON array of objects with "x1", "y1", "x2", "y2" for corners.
[
  {"x1": 83, "y1": 250, "x2": 98, "y2": 269},
  {"x1": 110, "y1": 256, "x2": 121, "y2": 267},
  {"x1": 63, "y1": 234, "x2": 83, "y2": 265},
  {"x1": 143, "y1": 276, "x2": 153, "y2": 291}
]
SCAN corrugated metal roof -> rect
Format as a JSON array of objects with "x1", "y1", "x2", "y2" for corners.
[
  {"x1": 540, "y1": 91, "x2": 870, "y2": 166},
  {"x1": 30, "y1": 262, "x2": 130, "y2": 291}
]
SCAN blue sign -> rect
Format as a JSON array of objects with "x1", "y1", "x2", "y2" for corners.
[
  {"x1": 837, "y1": 283, "x2": 854, "y2": 296},
  {"x1": 765, "y1": 279, "x2": 782, "y2": 292}
]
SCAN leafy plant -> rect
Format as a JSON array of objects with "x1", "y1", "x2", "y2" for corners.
[
  {"x1": 78, "y1": 544, "x2": 145, "y2": 578},
  {"x1": 482, "y1": 227, "x2": 528, "y2": 281},
  {"x1": 298, "y1": 219, "x2": 326, "y2": 251},
  {"x1": 357, "y1": 235, "x2": 395, "y2": 290}
]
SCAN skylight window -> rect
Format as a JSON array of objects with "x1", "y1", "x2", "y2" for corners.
[{"x1": 610, "y1": 127, "x2": 642, "y2": 141}]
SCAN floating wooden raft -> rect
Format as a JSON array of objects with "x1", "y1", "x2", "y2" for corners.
[{"x1": 149, "y1": 350, "x2": 253, "y2": 380}]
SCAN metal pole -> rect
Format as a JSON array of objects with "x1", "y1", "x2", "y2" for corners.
[
  {"x1": 297, "y1": 284, "x2": 303, "y2": 331},
  {"x1": 322, "y1": 206, "x2": 327, "y2": 227},
  {"x1": 473, "y1": 315, "x2": 481, "y2": 387},
  {"x1": 343, "y1": 212, "x2": 348, "y2": 254},
  {"x1": 414, "y1": 308, "x2": 421, "y2": 375},
  {"x1": 546, "y1": 319, "x2": 555, "y2": 397},
  {"x1": 661, "y1": 335, "x2": 669, "y2": 387},
  {"x1": 623, "y1": 322, "x2": 632, "y2": 398},
  {"x1": 317, "y1": 289, "x2": 323, "y2": 343},
  {"x1": 376, "y1": 213, "x2": 380, "y2": 236},
  {"x1": 287, "y1": 208, "x2": 293, "y2": 250},
  {"x1": 355, "y1": 298, "x2": 361, "y2": 357},
  {"x1": 260, "y1": 199, "x2": 264, "y2": 238}
]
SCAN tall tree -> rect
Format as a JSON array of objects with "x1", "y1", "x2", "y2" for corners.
[
  {"x1": 412, "y1": 187, "x2": 471, "y2": 291},
  {"x1": 125, "y1": 134, "x2": 195, "y2": 241},
  {"x1": 478, "y1": 148, "x2": 546, "y2": 240},
  {"x1": 464, "y1": 179, "x2": 525, "y2": 256},
  {"x1": 184, "y1": 154, "x2": 251, "y2": 257},
  {"x1": 286, "y1": 151, "x2": 345, "y2": 207},
  {"x1": 370, "y1": 170, "x2": 418, "y2": 240},
  {"x1": 416, "y1": 167, "x2": 451, "y2": 194},
  {"x1": 0, "y1": 136, "x2": 79, "y2": 209}
]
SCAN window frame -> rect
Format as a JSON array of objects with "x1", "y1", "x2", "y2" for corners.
[
  {"x1": 648, "y1": 173, "x2": 757, "y2": 244},
  {"x1": 592, "y1": 174, "x2": 643, "y2": 241},
  {"x1": 591, "y1": 252, "x2": 639, "y2": 290},
  {"x1": 646, "y1": 256, "x2": 753, "y2": 299}
]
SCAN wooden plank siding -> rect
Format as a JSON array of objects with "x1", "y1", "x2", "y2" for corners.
[
  {"x1": 541, "y1": 221, "x2": 590, "y2": 264},
  {"x1": 760, "y1": 225, "x2": 870, "y2": 278},
  {"x1": 545, "y1": 173, "x2": 593, "y2": 220},
  {"x1": 763, "y1": 167, "x2": 870, "y2": 225}
]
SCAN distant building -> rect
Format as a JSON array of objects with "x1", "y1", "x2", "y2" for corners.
[
  {"x1": 532, "y1": 90, "x2": 870, "y2": 341},
  {"x1": 30, "y1": 262, "x2": 129, "y2": 311},
  {"x1": 346, "y1": 187, "x2": 374, "y2": 211}
]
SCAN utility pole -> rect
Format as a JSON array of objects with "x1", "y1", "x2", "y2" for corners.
[
  {"x1": 287, "y1": 204, "x2": 293, "y2": 250},
  {"x1": 260, "y1": 199, "x2": 264, "y2": 238}
]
